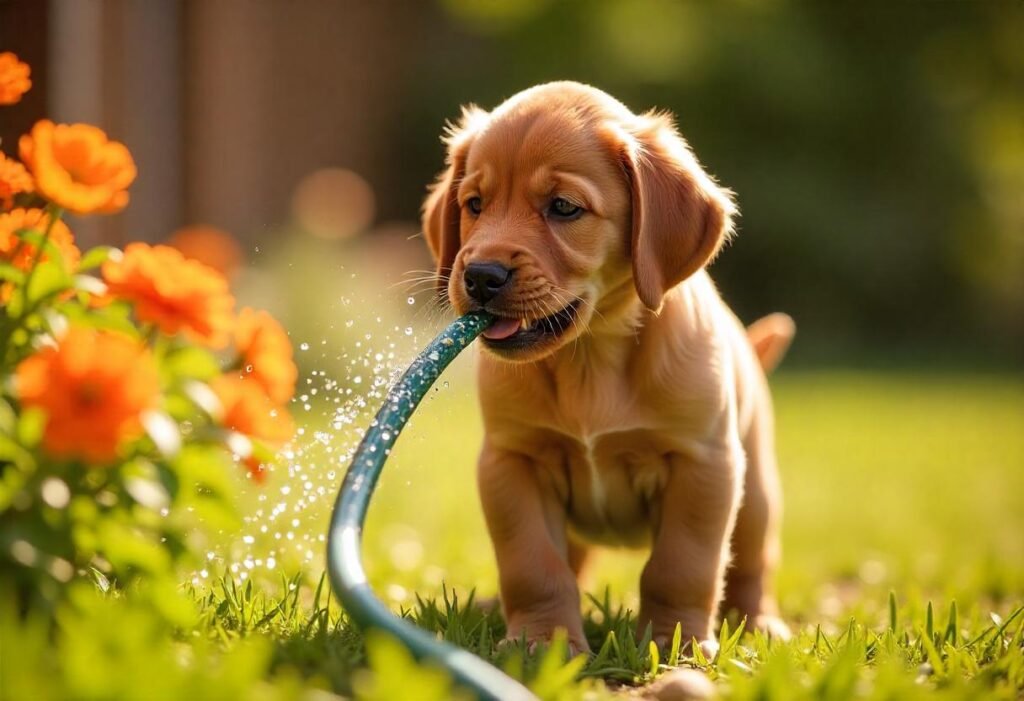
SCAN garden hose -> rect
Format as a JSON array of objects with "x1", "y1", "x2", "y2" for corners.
[{"x1": 327, "y1": 310, "x2": 538, "y2": 701}]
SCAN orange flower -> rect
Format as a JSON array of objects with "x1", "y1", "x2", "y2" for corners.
[
  {"x1": 167, "y1": 225, "x2": 244, "y2": 279},
  {"x1": 0, "y1": 52, "x2": 31, "y2": 105},
  {"x1": 211, "y1": 375, "x2": 294, "y2": 446},
  {"x1": 19, "y1": 120, "x2": 136, "y2": 214},
  {"x1": 103, "y1": 243, "x2": 235, "y2": 347},
  {"x1": 235, "y1": 307, "x2": 297, "y2": 405},
  {"x1": 0, "y1": 207, "x2": 80, "y2": 271},
  {"x1": 0, "y1": 155, "x2": 34, "y2": 210},
  {"x1": 17, "y1": 328, "x2": 160, "y2": 462}
]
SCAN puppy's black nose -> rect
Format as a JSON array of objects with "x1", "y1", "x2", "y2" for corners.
[{"x1": 464, "y1": 262, "x2": 512, "y2": 304}]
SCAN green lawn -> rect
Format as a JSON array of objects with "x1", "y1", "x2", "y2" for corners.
[
  {"x1": 360, "y1": 367, "x2": 1024, "y2": 611},
  {"x1": 5, "y1": 368, "x2": 1023, "y2": 699}
]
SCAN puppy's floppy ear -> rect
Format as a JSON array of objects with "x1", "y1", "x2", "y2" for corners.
[
  {"x1": 421, "y1": 105, "x2": 488, "y2": 293},
  {"x1": 619, "y1": 112, "x2": 736, "y2": 311}
]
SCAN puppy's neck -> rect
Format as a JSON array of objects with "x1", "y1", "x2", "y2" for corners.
[
  {"x1": 541, "y1": 276, "x2": 646, "y2": 377},
  {"x1": 542, "y1": 272, "x2": 716, "y2": 380}
]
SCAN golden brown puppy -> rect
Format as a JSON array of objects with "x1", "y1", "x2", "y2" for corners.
[{"x1": 421, "y1": 82, "x2": 793, "y2": 653}]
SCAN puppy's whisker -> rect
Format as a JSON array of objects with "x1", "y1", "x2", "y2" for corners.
[
  {"x1": 548, "y1": 282, "x2": 604, "y2": 329},
  {"x1": 545, "y1": 287, "x2": 587, "y2": 361},
  {"x1": 391, "y1": 276, "x2": 443, "y2": 293},
  {"x1": 416, "y1": 291, "x2": 454, "y2": 324},
  {"x1": 536, "y1": 292, "x2": 579, "y2": 360},
  {"x1": 398, "y1": 282, "x2": 443, "y2": 297},
  {"x1": 545, "y1": 288, "x2": 582, "y2": 341},
  {"x1": 391, "y1": 269, "x2": 442, "y2": 288},
  {"x1": 398, "y1": 268, "x2": 440, "y2": 279}
]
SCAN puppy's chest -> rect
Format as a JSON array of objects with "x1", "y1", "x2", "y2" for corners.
[
  {"x1": 551, "y1": 428, "x2": 673, "y2": 547},
  {"x1": 488, "y1": 357, "x2": 720, "y2": 546},
  {"x1": 522, "y1": 391, "x2": 681, "y2": 547}
]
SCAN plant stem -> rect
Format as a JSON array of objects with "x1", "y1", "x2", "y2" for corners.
[
  {"x1": 19, "y1": 204, "x2": 64, "y2": 310},
  {"x1": 0, "y1": 205, "x2": 65, "y2": 366}
]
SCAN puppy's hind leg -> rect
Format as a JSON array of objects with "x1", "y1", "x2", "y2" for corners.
[{"x1": 722, "y1": 410, "x2": 790, "y2": 639}]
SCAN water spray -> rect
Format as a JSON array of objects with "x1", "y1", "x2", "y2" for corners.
[{"x1": 327, "y1": 311, "x2": 537, "y2": 701}]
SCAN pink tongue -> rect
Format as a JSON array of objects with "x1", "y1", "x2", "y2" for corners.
[{"x1": 482, "y1": 317, "x2": 521, "y2": 340}]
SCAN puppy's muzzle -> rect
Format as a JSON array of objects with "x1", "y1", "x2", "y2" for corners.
[{"x1": 464, "y1": 262, "x2": 512, "y2": 304}]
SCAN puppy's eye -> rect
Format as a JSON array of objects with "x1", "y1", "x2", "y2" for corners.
[
  {"x1": 549, "y1": 197, "x2": 583, "y2": 220},
  {"x1": 466, "y1": 197, "x2": 483, "y2": 216}
]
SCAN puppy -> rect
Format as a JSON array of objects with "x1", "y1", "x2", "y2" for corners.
[{"x1": 421, "y1": 82, "x2": 793, "y2": 652}]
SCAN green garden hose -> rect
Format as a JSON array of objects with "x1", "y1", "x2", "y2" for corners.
[{"x1": 327, "y1": 310, "x2": 538, "y2": 701}]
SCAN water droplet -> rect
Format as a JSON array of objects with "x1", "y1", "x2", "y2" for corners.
[
  {"x1": 300, "y1": 342, "x2": 310, "y2": 351},
  {"x1": 404, "y1": 327, "x2": 413, "y2": 336},
  {"x1": 407, "y1": 296, "x2": 416, "y2": 305}
]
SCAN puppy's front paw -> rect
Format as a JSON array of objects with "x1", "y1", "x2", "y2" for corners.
[
  {"x1": 498, "y1": 631, "x2": 590, "y2": 657},
  {"x1": 503, "y1": 603, "x2": 589, "y2": 656}
]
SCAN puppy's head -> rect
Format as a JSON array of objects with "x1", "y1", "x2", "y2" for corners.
[{"x1": 422, "y1": 82, "x2": 735, "y2": 362}]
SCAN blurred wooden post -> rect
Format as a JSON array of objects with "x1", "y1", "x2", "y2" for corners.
[
  {"x1": 33, "y1": 0, "x2": 430, "y2": 245},
  {"x1": 182, "y1": 0, "x2": 423, "y2": 239},
  {"x1": 47, "y1": 0, "x2": 183, "y2": 247}
]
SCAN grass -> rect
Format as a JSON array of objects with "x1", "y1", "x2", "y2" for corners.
[{"x1": 6, "y1": 367, "x2": 1024, "y2": 699}]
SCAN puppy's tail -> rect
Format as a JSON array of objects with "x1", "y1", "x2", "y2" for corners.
[{"x1": 747, "y1": 313, "x2": 795, "y2": 374}]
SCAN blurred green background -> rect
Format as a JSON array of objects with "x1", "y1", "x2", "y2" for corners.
[
  {"x1": 405, "y1": 1, "x2": 1024, "y2": 366},
  {"x1": 2, "y1": 0, "x2": 1022, "y2": 366}
]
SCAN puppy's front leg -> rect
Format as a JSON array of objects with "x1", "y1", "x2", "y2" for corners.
[
  {"x1": 639, "y1": 445, "x2": 743, "y2": 647},
  {"x1": 478, "y1": 443, "x2": 587, "y2": 651}
]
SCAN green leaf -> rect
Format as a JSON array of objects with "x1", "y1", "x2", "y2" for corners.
[
  {"x1": 0, "y1": 444, "x2": 34, "y2": 511},
  {"x1": 77, "y1": 246, "x2": 120, "y2": 272},
  {"x1": 15, "y1": 227, "x2": 67, "y2": 271},
  {"x1": 668, "y1": 621, "x2": 682, "y2": 667},
  {"x1": 154, "y1": 462, "x2": 181, "y2": 502},
  {"x1": 60, "y1": 299, "x2": 139, "y2": 336},
  {"x1": 0, "y1": 262, "x2": 26, "y2": 285},
  {"x1": 95, "y1": 519, "x2": 171, "y2": 575},
  {"x1": 944, "y1": 600, "x2": 959, "y2": 646},
  {"x1": 16, "y1": 407, "x2": 45, "y2": 448},
  {"x1": 0, "y1": 398, "x2": 17, "y2": 433},
  {"x1": 89, "y1": 567, "x2": 111, "y2": 593},
  {"x1": 163, "y1": 346, "x2": 222, "y2": 382},
  {"x1": 648, "y1": 640, "x2": 659, "y2": 676},
  {"x1": 354, "y1": 630, "x2": 470, "y2": 701},
  {"x1": 25, "y1": 260, "x2": 72, "y2": 306},
  {"x1": 529, "y1": 629, "x2": 588, "y2": 700}
]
